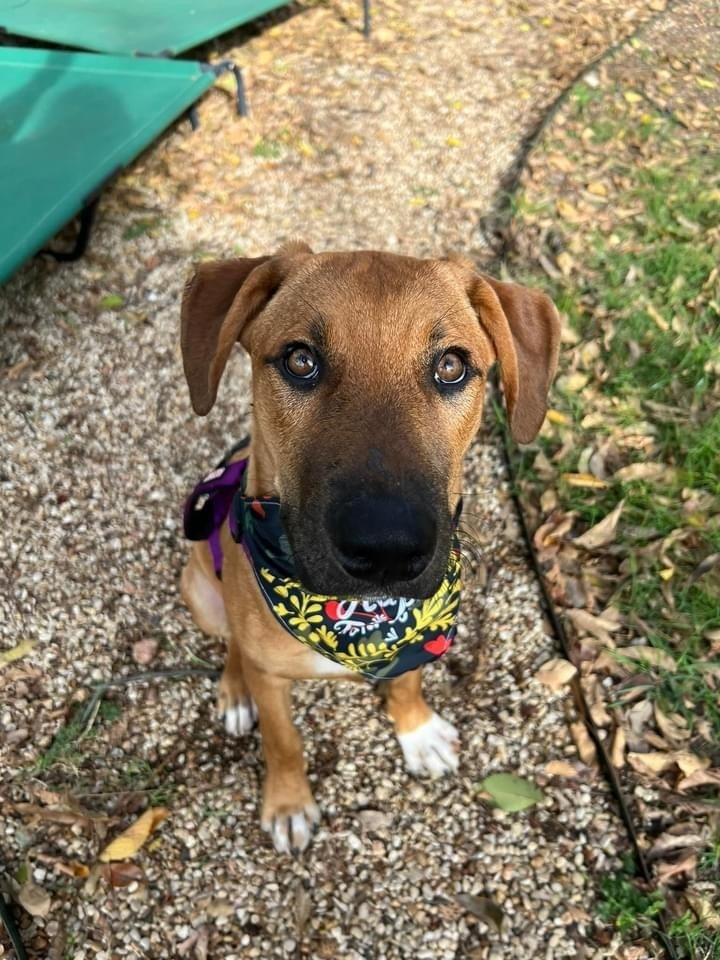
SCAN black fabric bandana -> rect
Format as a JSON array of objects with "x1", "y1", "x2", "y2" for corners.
[{"x1": 185, "y1": 449, "x2": 462, "y2": 681}]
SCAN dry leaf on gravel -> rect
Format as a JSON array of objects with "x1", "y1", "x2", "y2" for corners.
[
  {"x1": 610, "y1": 727, "x2": 627, "y2": 768},
  {"x1": 534, "y1": 657, "x2": 577, "y2": 691},
  {"x1": 294, "y1": 883, "x2": 312, "y2": 938},
  {"x1": 98, "y1": 807, "x2": 168, "y2": 862},
  {"x1": 454, "y1": 894, "x2": 504, "y2": 933},
  {"x1": 544, "y1": 760, "x2": 579, "y2": 778},
  {"x1": 17, "y1": 880, "x2": 51, "y2": 918},
  {"x1": 13, "y1": 803, "x2": 105, "y2": 831},
  {"x1": 99, "y1": 862, "x2": 145, "y2": 888},
  {"x1": 59, "y1": 861, "x2": 90, "y2": 879},
  {"x1": 177, "y1": 926, "x2": 209, "y2": 959},
  {"x1": 570, "y1": 722, "x2": 597, "y2": 766},
  {"x1": 573, "y1": 499, "x2": 625, "y2": 550}
]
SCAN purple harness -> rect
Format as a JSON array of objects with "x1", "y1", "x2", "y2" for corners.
[{"x1": 183, "y1": 457, "x2": 247, "y2": 578}]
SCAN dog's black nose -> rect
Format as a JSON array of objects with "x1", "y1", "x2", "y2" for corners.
[{"x1": 329, "y1": 494, "x2": 437, "y2": 584}]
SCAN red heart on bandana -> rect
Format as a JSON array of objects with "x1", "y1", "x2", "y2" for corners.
[
  {"x1": 324, "y1": 601, "x2": 342, "y2": 621},
  {"x1": 423, "y1": 635, "x2": 452, "y2": 656},
  {"x1": 250, "y1": 499, "x2": 266, "y2": 519}
]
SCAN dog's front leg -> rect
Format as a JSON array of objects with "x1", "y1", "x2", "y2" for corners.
[
  {"x1": 385, "y1": 669, "x2": 460, "y2": 778},
  {"x1": 242, "y1": 659, "x2": 319, "y2": 854}
]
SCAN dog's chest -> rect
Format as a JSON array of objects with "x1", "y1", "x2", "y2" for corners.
[{"x1": 250, "y1": 620, "x2": 358, "y2": 680}]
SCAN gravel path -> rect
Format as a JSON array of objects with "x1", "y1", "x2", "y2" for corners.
[{"x1": 1, "y1": 1, "x2": 666, "y2": 956}]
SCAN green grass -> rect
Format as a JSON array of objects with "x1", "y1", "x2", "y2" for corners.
[
  {"x1": 667, "y1": 913, "x2": 720, "y2": 960},
  {"x1": 599, "y1": 858, "x2": 720, "y2": 959},
  {"x1": 34, "y1": 699, "x2": 120, "y2": 771},
  {"x1": 513, "y1": 98, "x2": 720, "y2": 958},
  {"x1": 122, "y1": 217, "x2": 164, "y2": 240},
  {"x1": 520, "y1": 151, "x2": 720, "y2": 730},
  {"x1": 34, "y1": 703, "x2": 174, "y2": 808},
  {"x1": 35, "y1": 699, "x2": 118, "y2": 772},
  {"x1": 252, "y1": 137, "x2": 283, "y2": 159},
  {"x1": 598, "y1": 859, "x2": 665, "y2": 936}
]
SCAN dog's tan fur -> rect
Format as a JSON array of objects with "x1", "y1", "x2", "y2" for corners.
[{"x1": 180, "y1": 245, "x2": 560, "y2": 852}]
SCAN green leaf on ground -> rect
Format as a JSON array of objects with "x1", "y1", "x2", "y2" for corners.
[
  {"x1": 98, "y1": 294, "x2": 125, "y2": 310},
  {"x1": 477, "y1": 773, "x2": 545, "y2": 812}
]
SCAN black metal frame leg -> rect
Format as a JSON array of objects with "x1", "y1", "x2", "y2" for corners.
[{"x1": 42, "y1": 195, "x2": 100, "y2": 263}]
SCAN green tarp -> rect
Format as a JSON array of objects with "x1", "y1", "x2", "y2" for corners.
[
  {"x1": 0, "y1": 48, "x2": 215, "y2": 283},
  {"x1": 0, "y1": 0, "x2": 292, "y2": 56}
]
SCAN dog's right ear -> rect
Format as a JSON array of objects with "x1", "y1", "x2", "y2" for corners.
[{"x1": 181, "y1": 243, "x2": 311, "y2": 415}]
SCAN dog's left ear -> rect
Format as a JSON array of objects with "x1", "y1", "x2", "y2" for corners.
[{"x1": 449, "y1": 258, "x2": 561, "y2": 443}]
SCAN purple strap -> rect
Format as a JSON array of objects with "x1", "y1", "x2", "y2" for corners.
[{"x1": 183, "y1": 458, "x2": 248, "y2": 578}]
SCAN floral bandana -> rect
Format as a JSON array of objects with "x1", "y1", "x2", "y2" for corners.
[{"x1": 184, "y1": 446, "x2": 462, "y2": 680}]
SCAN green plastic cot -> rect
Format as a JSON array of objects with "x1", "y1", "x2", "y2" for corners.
[
  {"x1": 0, "y1": 0, "x2": 293, "y2": 57},
  {"x1": 0, "y1": 48, "x2": 217, "y2": 284}
]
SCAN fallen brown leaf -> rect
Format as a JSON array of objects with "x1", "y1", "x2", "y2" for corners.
[
  {"x1": 616, "y1": 645, "x2": 677, "y2": 673},
  {"x1": 611, "y1": 727, "x2": 626, "y2": 768},
  {"x1": 17, "y1": 880, "x2": 51, "y2": 918},
  {"x1": 614, "y1": 462, "x2": 671, "y2": 483},
  {"x1": 544, "y1": 760, "x2": 579, "y2": 778},
  {"x1": 573, "y1": 500, "x2": 625, "y2": 550},
  {"x1": 649, "y1": 831, "x2": 707, "y2": 859},
  {"x1": 675, "y1": 769, "x2": 720, "y2": 792},
  {"x1": 455, "y1": 894, "x2": 504, "y2": 933},
  {"x1": 656, "y1": 853, "x2": 697, "y2": 883},
  {"x1": 567, "y1": 608, "x2": 621, "y2": 645},
  {"x1": 653, "y1": 705, "x2": 690, "y2": 744},
  {"x1": 674, "y1": 752, "x2": 711, "y2": 777},
  {"x1": 627, "y1": 752, "x2": 675, "y2": 775},
  {"x1": 570, "y1": 721, "x2": 597, "y2": 766},
  {"x1": 534, "y1": 657, "x2": 577, "y2": 691},
  {"x1": 99, "y1": 862, "x2": 145, "y2": 888},
  {"x1": 13, "y1": 803, "x2": 104, "y2": 830},
  {"x1": 294, "y1": 882, "x2": 312, "y2": 938},
  {"x1": 177, "y1": 926, "x2": 209, "y2": 959},
  {"x1": 686, "y1": 894, "x2": 720, "y2": 930}
]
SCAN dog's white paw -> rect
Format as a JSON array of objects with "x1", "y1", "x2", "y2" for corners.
[
  {"x1": 223, "y1": 698, "x2": 258, "y2": 737},
  {"x1": 262, "y1": 802, "x2": 320, "y2": 855},
  {"x1": 397, "y1": 712, "x2": 460, "y2": 778}
]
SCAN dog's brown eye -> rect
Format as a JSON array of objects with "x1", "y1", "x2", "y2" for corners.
[
  {"x1": 284, "y1": 344, "x2": 319, "y2": 381},
  {"x1": 434, "y1": 351, "x2": 466, "y2": 387}
]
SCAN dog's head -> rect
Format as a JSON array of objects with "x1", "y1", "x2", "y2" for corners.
[{"x1": 181, "y1": 244, "x2": 560, "y2": 598}]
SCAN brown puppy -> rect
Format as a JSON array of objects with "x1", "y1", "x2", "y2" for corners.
[{"x1": 180, "y1": 244, "x2": 560, "y2": 853}]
